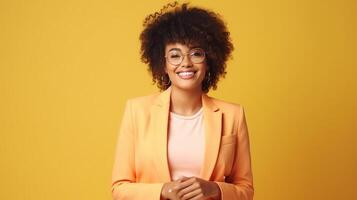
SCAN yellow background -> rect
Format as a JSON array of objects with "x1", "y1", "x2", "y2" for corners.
[{"x1": 1, "y1": 0, "x2": 356, "y2": 199}]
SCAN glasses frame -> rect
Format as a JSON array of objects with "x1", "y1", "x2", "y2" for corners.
[{"x1": 165, "y1": 48, "x2": 206, "y2": 66}]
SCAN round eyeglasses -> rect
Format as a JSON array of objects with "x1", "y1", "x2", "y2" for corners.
[{"x1": 165, "y1": 48, "x2": 206, "y2": 66}]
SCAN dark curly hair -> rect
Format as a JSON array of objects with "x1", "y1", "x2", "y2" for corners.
[{"x1": 140, "y1": 2, "x2": 234, "y2": 93}]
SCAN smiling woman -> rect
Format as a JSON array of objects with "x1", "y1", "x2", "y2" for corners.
[{"x1": 111, "y1": 2, "x2": 254, "y2": 200}]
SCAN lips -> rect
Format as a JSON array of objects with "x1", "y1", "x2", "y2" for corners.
[{"x1": 176, "y1": 71, "x2": 196, "y2": 79}]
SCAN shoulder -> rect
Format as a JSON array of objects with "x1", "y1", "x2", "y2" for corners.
[
  {"x1": 208, "y1": 96, "x2": 248, "y2": 130},
  {"x1": 209, "y1": 96, "x2": 244, "y2": 113},
  {"x1": 207, "y1": 96, "x2": 247, "y2": 123}
]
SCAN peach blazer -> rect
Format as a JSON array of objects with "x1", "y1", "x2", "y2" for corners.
[{"x1": 111, "y1": 87, "x2": 254, "y2": 200}]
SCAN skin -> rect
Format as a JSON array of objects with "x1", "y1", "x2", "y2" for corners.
[
  {"x1": 160, "y1": 43, "x2": 221, "y2": 200},
  {"x1": 164, "y1": 43, "x2": 206, "y2": 116}
]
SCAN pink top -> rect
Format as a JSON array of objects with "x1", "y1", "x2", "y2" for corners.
[{"x1": 167, "y1": 107, "x2": 205, "y2": 181}]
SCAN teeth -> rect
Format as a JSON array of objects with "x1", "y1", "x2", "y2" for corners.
[{"x1": 178, "y1": 72, "x2": 194, "y2": 76}]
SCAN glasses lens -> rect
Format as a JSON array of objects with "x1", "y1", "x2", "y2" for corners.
[
  {"x1": 167, "y1": 50, "x2": 183, "y2": 65},
  {"x1": 189, "y1": 49, "x2": 205, "y2": 63},
  {"x1": 166, "y1": 48, "x2": 206, "y2": 65}
]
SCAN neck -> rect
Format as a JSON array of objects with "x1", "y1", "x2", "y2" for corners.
[{"x1": 170, "y1": 86, "x2": 203, "y2": 116}]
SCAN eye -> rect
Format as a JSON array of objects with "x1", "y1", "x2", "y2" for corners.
[
  {"x1": 190, "y1": 49, "x2": 205, "y2": 57},
  {"x1": 168, "y1": 51, "x2": 182, "y2": 59},
  {"x1": 170, "y1": 54, "x2": 181, "y2": 59},
  {"x1": 192, "y1": 52, "x2": 203, "y2": 57}
]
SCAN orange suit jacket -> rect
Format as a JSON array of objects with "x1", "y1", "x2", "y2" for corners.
[{"x1": 112, "y1": 87, "x2": 254, "y2": 200}]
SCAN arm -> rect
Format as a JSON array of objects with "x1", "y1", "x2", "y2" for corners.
[
  {"x1": 215, "y1": 106, "x2": 254, "y2": 200},
  {"x1": 111, "y1": 100, "x2": 164, "y2": 200}
]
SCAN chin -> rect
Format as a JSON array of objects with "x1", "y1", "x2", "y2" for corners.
[{"x1": 172, "y1": 82, "x2": 202, "y2": 92}]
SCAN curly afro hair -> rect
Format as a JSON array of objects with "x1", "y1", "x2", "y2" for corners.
[{"x1": 140, "y1": 2, "x2": 234, "y2": 93}]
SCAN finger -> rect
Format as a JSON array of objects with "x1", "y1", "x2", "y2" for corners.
[
  {"x1": 170, "y1": 177, "x2": 189, "y2": 193},
  {"x1": 166, "y1": 187, "x2": 180, "y2": 200},
  {"x1": 181, "y1": 188, "x2": 202, "y2": 200},
  {"x1": 177, "y1": 182, "x2": 200, "y2": 198},
  {"x1": 176, "y1": 176, "x2": 189, "y2": 183},
  {"x1": 174, "y1": 177, "x2": 196, "y2": 191},
  {"x1": 188, "y1": 193, "x2": 204, "y2": 200}
]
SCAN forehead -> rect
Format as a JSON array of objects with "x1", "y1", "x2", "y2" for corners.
[{"x1": 165, "y1": 42, "x2": 201, "y2": 52}]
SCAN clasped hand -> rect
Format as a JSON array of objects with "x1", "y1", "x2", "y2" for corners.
[{"x1": 161, "y1": 176, "x2": 221, "y2": 200}]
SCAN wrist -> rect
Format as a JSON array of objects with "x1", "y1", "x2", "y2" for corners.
[
  {"x1": 212, "y1": 182, "x2": 221, "y2": 200},
  {"x1": 160, "y1": 182, "x2": 170, "y2": 200}
]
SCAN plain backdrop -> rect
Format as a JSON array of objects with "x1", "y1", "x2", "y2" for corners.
[{"x1": 1, "y1": 0, "x2": 356, "y2": 199}]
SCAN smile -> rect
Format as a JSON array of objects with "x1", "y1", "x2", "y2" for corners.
[{"x1": 176, "y1": 71, "x2": 196, "y2": 79}]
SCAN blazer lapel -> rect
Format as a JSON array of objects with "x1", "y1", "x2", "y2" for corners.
[
  {"x1": 150, "y1": 87, "x2": 172, "y2": 181},
  {"x1": 200, "y1": 94, "x2": 222, "y2": 180}
]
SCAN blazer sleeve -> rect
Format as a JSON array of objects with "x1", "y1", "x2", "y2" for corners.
[
  {"x1": 216, "y1": 106, "x2": 254, "y2": 200},
  {"x1": 111, "y1": 100, "x2": 164, "y2": 200}
]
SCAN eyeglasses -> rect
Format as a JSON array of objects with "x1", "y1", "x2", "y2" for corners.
[{"x1": 165, "y1": 48, "x2": 206, "y2": 66}]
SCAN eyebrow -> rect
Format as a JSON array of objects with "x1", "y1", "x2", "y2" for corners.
[
  {"x1": 189, "y1": 45, "x2": 201, "y2": 49},
  {"x1": 168, "y1": 46, "x2": 202, "y2": 52},
  {"x1": 168, "y1": 48, "x2": 181, "y2": 52}
]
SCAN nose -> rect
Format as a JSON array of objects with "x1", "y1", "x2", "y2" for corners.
[{"x1": 180, "y1": 54, "x2": 193, "y2": 67}]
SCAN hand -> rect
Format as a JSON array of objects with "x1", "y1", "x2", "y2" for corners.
[
  {"x1": 161, "y1": 177, "x2": 188, "y2": 200},
  {"x1": 175, "y1": 177, "x2": 221, "y2": 200}
]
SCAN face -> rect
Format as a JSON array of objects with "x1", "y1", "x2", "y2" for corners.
[{"x1": 164, "y1": 43, "x2": 207, "y2": 92}]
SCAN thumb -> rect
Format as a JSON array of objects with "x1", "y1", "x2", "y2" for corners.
[{"x1": 177, "y1": 176, "x2": 189, "y2": 182}]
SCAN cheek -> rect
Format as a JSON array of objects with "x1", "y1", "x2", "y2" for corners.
[
  {"x1": 164, "y1": 65, "x2": 171, "y2": 75},
  {"x1": 165, "y1": 67, "x2": 176, "y2": 80},
  {"x1": 200, "y1": 65, "x2": 208, "y2": 76},
  {"x1": 165, "y1": 64, "x2": 178, "y2": 75}
]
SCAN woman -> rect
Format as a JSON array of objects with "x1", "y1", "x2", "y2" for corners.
[{"x1": 111, "y1": 2, "x2": 254, "y2": 200}]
